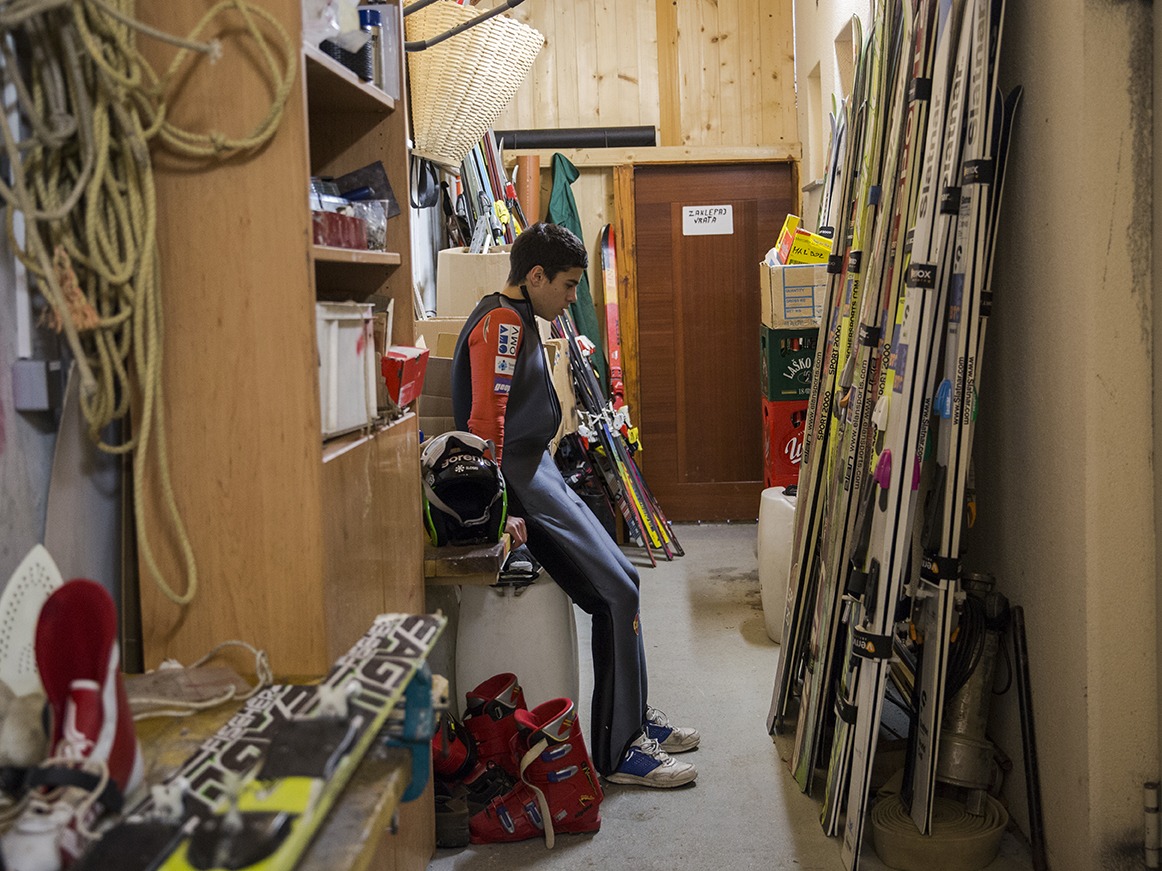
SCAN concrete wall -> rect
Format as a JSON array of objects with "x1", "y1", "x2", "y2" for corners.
[
  {"x1": 795, "y1": 0, "x2": 1157, "y2": 868},
  {"x1": 0, "y1": 222, "x2": 57, "y2": 586}
]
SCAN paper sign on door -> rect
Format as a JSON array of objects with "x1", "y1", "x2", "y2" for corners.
[{"x1": 682, "y1": 205, "x2": 734, "y2": 236}]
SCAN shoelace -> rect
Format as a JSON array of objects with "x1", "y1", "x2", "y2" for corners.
[
  {"x1": 646, "y1": 706, "x2": 671, "y2": 727},
  {"x1": 0, "y1": 756, "x2": 111, "y2": 841},
  {"x1": 637, "y1": 737, "x2": 674, "y2": 764}
]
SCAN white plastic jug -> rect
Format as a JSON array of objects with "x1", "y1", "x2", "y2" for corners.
[
  {"x1": 456, "y1": 574, "x2": 581, "y2": 710},
  {"x1": 758, "y1": 487, "x2": 797, "y2": 643}
]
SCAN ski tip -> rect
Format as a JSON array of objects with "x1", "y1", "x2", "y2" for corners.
[{"x1": 935, "y1": 380, "x2": 953, "y2": 418}]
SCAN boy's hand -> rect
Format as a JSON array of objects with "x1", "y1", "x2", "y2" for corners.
[{"x1": 505, "y1": 516, "x2": 527, "y2": 547}]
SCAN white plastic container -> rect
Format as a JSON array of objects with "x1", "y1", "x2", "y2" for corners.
[
  {"x1": 456, "y1": 575, "x2": 580, "y2": 711},
  {"x1": 316, "y1": 302, "x2": 377, "y2": 438},
  {"x1": 758, "y1": 487, "x2": 797, "y2": 643}
]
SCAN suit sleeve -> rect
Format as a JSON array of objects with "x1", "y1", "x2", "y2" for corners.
[{"x1": 465, "y1": 308, "x2": 524, "y2": 463}]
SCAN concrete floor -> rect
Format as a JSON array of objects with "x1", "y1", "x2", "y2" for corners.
[{"x1": 428, "y1": 522, "x2": 1034, "y2": 871}]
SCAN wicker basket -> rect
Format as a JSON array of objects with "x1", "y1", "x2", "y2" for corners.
[{"x1": 405, "y1": 1, "x2": 543, "y2": 168}]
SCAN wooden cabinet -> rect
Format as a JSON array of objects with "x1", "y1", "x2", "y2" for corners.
[{"x1": 135, "y1": 2, "x2": 423, "y2": 678}]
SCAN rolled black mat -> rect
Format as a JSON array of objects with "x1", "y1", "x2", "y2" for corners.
[{"x1": 494, "y1": 126, "x2": 657, "y2": 150}]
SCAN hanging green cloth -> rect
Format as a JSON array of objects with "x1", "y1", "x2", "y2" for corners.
[{"x1": 545, "y1": 152, "x2": 607, "y2": 387}]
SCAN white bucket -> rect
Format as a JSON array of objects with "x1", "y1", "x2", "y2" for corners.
[
  {"x1": 758, "y1": 487, "x2": 797, "y2": 643},
  {"x1": 456, "y1": 574, "x2": 581, "y2": 710}
]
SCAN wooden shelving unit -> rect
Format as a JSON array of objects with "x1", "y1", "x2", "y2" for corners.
[
  {"x1": 312, "y1": 245, "x2": 403, "y2": 266},
  {"x1": 135, "y1": 2, "x2": 423, "y2": 679},
  {"x1": 303, "y1": 43, "x2": 396, "y2": 114}
]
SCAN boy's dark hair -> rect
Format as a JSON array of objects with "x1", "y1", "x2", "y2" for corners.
[{"x1": 506, "y1": 222, "x2": 588, "y2": 286}]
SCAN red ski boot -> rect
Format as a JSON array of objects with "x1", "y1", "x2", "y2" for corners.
[
  {"x1": 432, "y1": 709, "x2": 513, "y2": 805},
  {"x1": 462, "y1": 673, "x2": 527, "y2": 777},
  {"x1": 432, "y1": 710, "x2": 478, "y2": 783},
  {"x1": 1, "y1": 579, "x2": 144, "y2": 871},
  {"x1": 469, "y1": 697, "x2": 603, "y2": 847}
]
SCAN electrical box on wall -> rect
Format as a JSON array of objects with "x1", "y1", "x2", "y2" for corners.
[{"x1": 12, "y1": 359, "x2": 62, "y2": 412}]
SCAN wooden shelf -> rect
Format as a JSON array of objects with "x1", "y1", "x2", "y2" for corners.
[
  {"x1": 304, "y1": 43, "x2": 396, "y2": 114},
  {"x1": 137, "y1": 0, "x2": 422, "y2": 676},
  {"x1": 137, "y1": 8, "x2": 431, "y2": 864},
  {"x1": 424, "y1": 536, "x2": 511, "y2": 586},
  {"x1": 322, "y1": 413, "x2": 414, "y2": 464},
  {"x1": 312, "y1": 244, "x2": 402, "y2": 266},
  {"x1": 311, "y1": 247, "x2": 403, "y2": 304}
]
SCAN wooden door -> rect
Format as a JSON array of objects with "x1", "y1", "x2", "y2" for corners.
[{"x1": 633, "y1": 163, "x2": 796, "y2": 521}]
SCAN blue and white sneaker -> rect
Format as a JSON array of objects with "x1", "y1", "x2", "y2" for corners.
[
  {"x1": 604, "y1": 734, "x2": 697, "y2": 788},
  {"x1": 644, "y1": 706, "x2": 700, "y2": 753}
]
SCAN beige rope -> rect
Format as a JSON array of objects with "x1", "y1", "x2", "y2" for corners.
[
  {"x1": 0, "y1": 1, "x2": 297, "y2": 604},
  {"x1": 132, "y1": 639, "x2": 274, "y2": 720}
]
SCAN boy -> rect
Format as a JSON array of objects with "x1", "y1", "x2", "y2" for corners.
[{"x1": 450, "y1": 223, "x2": 699, "y2": 787}]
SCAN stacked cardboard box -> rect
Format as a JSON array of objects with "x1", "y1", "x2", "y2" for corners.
[
  {"x1": 760, "y1": 250, "x2": 828, "y2": 489},
  {"x1": 435, "y1": 245, "x2": 513, "y2": 317},
  {"x1": 417, "y1": 355, "x2": 455, "y2": 441}
]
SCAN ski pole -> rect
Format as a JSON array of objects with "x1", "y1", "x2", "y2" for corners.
[{"x1": 1012, "y1": 606, "x2": 1047, "y2": 871}]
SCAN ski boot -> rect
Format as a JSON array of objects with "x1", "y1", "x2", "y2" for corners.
[
  {"x1": 431, "y1": 708, "x2": 514, "y2": 816},
  {"x1": 1, "y1": 579, "x2": 144, "y2": 871},
  {"x1": 462, "y1": 673, "x2": 527, "y2": 777},
  {"x1": 431, "y1": 708, "x2": 514, "y2": 847},
  {"x1": 469, "y1": 697, "x2": 603, "y2": 847}
]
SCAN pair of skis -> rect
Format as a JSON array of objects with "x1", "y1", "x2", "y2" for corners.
[
  {"x1": 459, "y1": 129, "x2": 523, "y2": 248},
  {"x1": 835, "y1": 0, "x2": 969, "y2": 858},
  {"x1": 768, "y1": 0, "x2": 1022, "y2": 865},
  {"x1": 553, "y1": 311, "x2": 682, "y2": 566},
  {"x1": 73, "y1": 614, "x2": 445, "y2": 871},
  {"x1": 903, "y1": 0, "x2": 1020, "y2": 836}
]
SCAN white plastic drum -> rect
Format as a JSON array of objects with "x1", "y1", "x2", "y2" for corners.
[
  {"x1": 758, "y1": 487, "x2": 797, "y2": 643},
  {"x1": 456, "y1": 574, "x2": 581, "y2": 711}
]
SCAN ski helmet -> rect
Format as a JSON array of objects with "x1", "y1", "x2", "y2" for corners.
[{"x1": 421, "y1": 432, "x2": 508, "y2": 547}]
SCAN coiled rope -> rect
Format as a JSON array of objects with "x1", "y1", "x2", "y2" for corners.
[{"x1": 0, "y1": 0, "x2": 296, "y2": 605}]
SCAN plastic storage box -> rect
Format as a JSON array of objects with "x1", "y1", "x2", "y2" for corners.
[{"x1": 316, "y1": 302, "x2": 377, "y2": 439}]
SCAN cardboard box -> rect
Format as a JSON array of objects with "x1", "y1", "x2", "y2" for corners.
[
  {"x1": 372, "y1": 310, "x2": 393, "y2": 412},
  {"x1": 417, "y1": 356, "x2": 452, "y2": 417},
  {"x1": 382, "y1": 346, "x2": 429, "y2": 407},
  {"x1": 783, "y1": 229, "x2": 832, "y2": 264},
  {"x1": 435, "y1": 245, "x2": 513, "y2": 317},
  {"x1": 760, "y1": 261, "x2": 828, "y2": 330},
  {"x1": 544, "y1": 338, "x2": 579, "y2": 454},
  {"x1": 414, "y1": 317, "x2": 467, "y2": 355},
  {"x1": 417, "y1": 355, "x2": 456, "y2": 439},
  {"x1": 763, "y1": 397, "x2": 809, "y2": 489},
  {"x1": 774, "y1": 214, "x2": 832, "y2": 264},
  {"x1": 761, "y1": 326, "x2": 818, "y2": 402}
]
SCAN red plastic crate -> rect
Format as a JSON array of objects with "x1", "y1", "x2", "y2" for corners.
[{"x1": 762, "y1": 398, "x2": 809, "y2": 489}]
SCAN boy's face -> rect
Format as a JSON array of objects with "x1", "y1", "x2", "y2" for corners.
[{"x1": 525, "y1": 266, "x2": 583, "y2": 322}]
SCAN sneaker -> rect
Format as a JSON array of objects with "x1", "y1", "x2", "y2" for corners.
[
  {"x1": 644, "y1": 706, "x2": 700, "y2": 753},
  {"x1": 0, "y1": 579, "x2": 143, "y2": 871},
  {"x1": 604, "y1": 733, "x2": 697, "y2": 788}
]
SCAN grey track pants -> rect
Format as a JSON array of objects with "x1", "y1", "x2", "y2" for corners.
[{"x1": 502, "y1": 445, "x2": 647, "y2": 774}]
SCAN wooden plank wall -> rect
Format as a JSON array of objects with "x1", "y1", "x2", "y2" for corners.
[
  {"x1": 498, "y1": 0, "x2": 798, "y2": 313},
  {"x1": 525, "y1": 164, "x2": 616, "y2": 319},
  {"x1": 496, "y1": 0, "x2": 796, "y2": 148}
]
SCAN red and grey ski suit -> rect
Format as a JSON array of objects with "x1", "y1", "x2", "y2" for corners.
[{"x1": 452, "y1": 292, "x2": 647, "y2": 774}]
